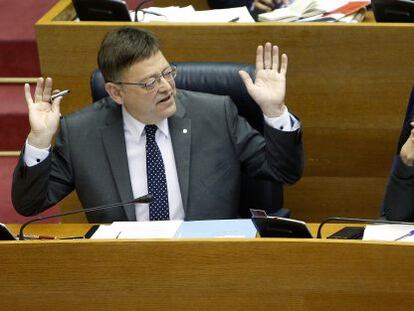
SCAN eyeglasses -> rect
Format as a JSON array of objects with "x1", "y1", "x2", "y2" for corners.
[{"x1": 112, "y1": 65, "x2": 177, "y2": 92}]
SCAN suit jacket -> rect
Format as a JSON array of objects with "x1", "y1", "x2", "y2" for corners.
[{"x1": 12, "y1": 90, "x2": 303, "y2": 222}]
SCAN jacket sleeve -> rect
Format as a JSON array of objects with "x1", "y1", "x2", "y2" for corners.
[
  {"x1": 12, "y1": 118, "x2": 75, "y2": 216},
  {"x1": 224, "y1": 97, "x2": 304, "y2": 185}
]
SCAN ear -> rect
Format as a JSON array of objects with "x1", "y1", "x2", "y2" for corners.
[{"x1": 105, "y1": 82, "x2": 123, "y2": 105}]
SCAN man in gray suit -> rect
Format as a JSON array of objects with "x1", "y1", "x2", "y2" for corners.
[{"x1": 12, "y1": 27, "x2": 303, "y2": 223}]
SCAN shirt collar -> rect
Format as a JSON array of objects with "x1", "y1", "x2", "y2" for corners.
[{"x1": 122, "y1": 105, "x2": 170, "y2": 139}]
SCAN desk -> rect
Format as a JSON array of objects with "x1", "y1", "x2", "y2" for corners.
[
  {"x1": 35, "y1": 0, "x2": 414, "y2": 221},
  {"x1": 2, "y1": 224, "x2": 414, "y2": 310}
]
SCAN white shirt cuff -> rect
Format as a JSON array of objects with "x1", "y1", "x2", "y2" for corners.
[
  {"x1": 23, "y1": 140, "x2": 50, "y2": 167},
  {"x1": 263, "y1": 106, "x2": 300, "y2": 131}
]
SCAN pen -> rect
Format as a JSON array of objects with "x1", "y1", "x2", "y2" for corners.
[
  {"x1": 394, "y1": 229, "x2": 414, "y2": 241},
  {"x1": 18, "y1": 234, "x2": 56, "y2": 240},
  {"x1": 17, "y1": 235, "x2": 85, "y2": 240},
  {"x1": 228, "y1": 17, "x2": 240, "y2": 22},
  {"x1": 59, "y1": 236, "x2": 85, "y2": 240},
  {"x1": 50, "y1": 89, "x2": 71, "y2": 102}
]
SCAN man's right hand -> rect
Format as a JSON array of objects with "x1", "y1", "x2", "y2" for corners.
[
  {"x1": 25, "y1": 77, "x2": 62, "y2": 149},
  {"x1": 400, "y1": 122, "x2": 414, "y2": 166}
]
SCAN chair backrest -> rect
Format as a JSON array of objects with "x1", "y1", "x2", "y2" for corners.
[
  {"x1": 381, "y1": 85, "x2": 414, "y2": 216},
  {"x1": 90, "y1": 62, "x2": 288, "y2": 217}
]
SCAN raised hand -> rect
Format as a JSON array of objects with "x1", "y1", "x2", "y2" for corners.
[
  {"x1": 239, "y1": 42, "x2": 288, "y2": 118},
  {"x1": 400, "y1": 123, "x2": 414, "y2": 166},
  {"x1": 25, "y1": 77, "x2": 62, "y2": 148}
]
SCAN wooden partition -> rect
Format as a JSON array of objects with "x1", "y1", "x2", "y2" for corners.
[
  {"x1": 2, "y1": 224, "x2": 414, "y2": 310},
  {"x1": 35, "y1": 0, "x2": 414, "y2": 221}
]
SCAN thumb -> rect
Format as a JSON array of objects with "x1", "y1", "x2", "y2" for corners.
[{"x1": 239, "y1": 70, "x2": 254, "y2": 91}]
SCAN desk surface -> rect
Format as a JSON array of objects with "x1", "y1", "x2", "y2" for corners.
[
  {"x1": 2, "y1": 224, "x2": 414, "y2": 310},
  {"x1": 6, "y1": 223, "x2": 344, "y2": 238}
]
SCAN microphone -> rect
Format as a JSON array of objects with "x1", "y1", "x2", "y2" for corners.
[
  {"x1": 18, "y1": 194, "x2": 153, "y2": 240},
  {"x1": 316, "y1": 216, "x2": 414, "y2": 239}
]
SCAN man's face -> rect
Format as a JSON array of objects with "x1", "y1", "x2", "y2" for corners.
[{"x1": 115, "y1": 51, "x2": 177, "y2": 124}]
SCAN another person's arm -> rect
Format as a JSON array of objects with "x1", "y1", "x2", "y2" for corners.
[{"x1": 384, "y1": 122, "x2": 414, "y2": 220}]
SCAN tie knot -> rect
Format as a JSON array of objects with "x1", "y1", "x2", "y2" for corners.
[{"x1": 145, "y1": 125, "x2": 158, "y2": 139}]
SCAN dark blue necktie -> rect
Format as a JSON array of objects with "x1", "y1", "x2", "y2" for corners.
[{"x1": 145, "y1": 125, "x2": 169, "y2": 221}]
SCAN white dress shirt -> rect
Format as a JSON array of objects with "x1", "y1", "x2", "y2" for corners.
[
  {"x1": 122, "y1": 105, "x2": 184, "y2": 220},
  {"x1": 24, "y1": 103, "x2": 299, "y2": 221}
]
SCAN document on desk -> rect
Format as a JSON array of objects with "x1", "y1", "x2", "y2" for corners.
[
  {"x1": 90, "y1": 220, "x2": 183, "y2": 239},
  {"x1": 90, "y1": 219, "x2": 257, "y2": 239},
  {"x1": 363, "y1": 224, "x2": 414, "y2": 242},
  {"x1": 174, "y1": 219, "x2": 257, "y2": 238},
  {"x1": 134, "y1": 6, "x2": 255, "y2": 23}
]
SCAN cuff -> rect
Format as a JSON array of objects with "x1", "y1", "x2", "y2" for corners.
[
  {"x1": 23, "y1": 140, "x2": 51, "y2": 167},
  {"x1": 263, "y1": 107, "x2": 300, "y2": 131}
]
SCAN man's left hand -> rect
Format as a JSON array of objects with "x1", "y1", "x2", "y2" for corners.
[{"x1": 239, "y1": 42, "x2": 288, "y2": 117}]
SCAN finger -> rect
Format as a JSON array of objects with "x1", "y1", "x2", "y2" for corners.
[
  {"x1": 259, "y1": 0, "x2": 274, "y2": 6},
  {"x1": 280, "y1": 53, "x2": 288, "y2": 74},
  {"x1": 239, "y1": 70, "x2": 254, "y2": 90},
  {"x1": 51, "y1": 95, "x2": 62, "y2": 116},
  {"x1": 24, "y1": 83, "x2": 34, "y2": 107},
  {"x1": 410, "y1": 121, "x2": 414, "y2": 127},
  {"x1": 43, "y1": 77, "x2": 53, "y2": 103},
  {"x1": 264, "y1": 42, "x2": 272, "y2": 69},
  {"x1": 256, "y1": 45, "x2": 264, "y2": 72},
  {"x1": 34, "y1": 77, "x2": 44, "y2": 103},
  {"x1": 255, "y1": 2, "x2": 274, "y2": 11},
  {"x1": 272, "y1": 45, "x2": 279, "y2": 72}
]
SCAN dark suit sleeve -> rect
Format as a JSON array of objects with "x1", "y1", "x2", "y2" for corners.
[
  {"x1": 12, "y1": 118, "x2": 75, "y2": 216},
  {"x1": 384, "y1": 156, "x2": 414, "y2": 220},
  {"x1": 223, "y1": 98, "x2": 304, "y2": 185},
  {"x1": 382, "y1": 110, "x2": 414, "y2": 221}
]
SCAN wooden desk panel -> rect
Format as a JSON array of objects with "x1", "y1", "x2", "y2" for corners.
[
  {"x1": 2, "y1": 224, "x2": 414, "y2": 310},
  {"x1": 34, "y1": 0, "x2": 414, "y2": 220}
]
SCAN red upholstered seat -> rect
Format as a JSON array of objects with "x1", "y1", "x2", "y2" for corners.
[{"x1": 0, "y1": 0, "x2": 59, "y2": 77}]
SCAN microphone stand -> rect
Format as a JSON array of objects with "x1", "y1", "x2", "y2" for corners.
[{"x1": 19, "y1": 194, "x2": 153, "y2": 240}]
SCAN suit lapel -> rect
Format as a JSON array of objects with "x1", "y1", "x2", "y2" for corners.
[
  {"x1": 101, "y1": 106, "x2": 136, "y2": 220},
  {"x1": 169, "y1": 97, "x2": 191, "y2": 214}
]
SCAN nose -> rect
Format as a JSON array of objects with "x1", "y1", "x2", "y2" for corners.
[{"x1": 158, "y1": 76, "x2": 173, "y2": 92}]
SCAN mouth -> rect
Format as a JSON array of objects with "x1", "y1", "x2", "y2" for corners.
[{"x1": 157, "y1": 93, "x2": 173, "y2": 105}]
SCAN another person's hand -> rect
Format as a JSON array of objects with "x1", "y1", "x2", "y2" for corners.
[
  {"x1": 400, "y1": 123, "x2": 414, "y2": 166},
  {"x1": 253, "y1": 0, "x2": 289, "y2": 13},
  {"x1": 25, "y1": 77, "x2": 62, "y2": 149},
  {"x1": 239, "y1": 42, "x2": 287, "y2": 117}
]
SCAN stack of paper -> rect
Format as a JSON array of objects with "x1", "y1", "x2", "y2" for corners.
[
  {"x1": 258, "y1": 0, "x2": 369, "y2": 22},
  {"x1": 258, "y1": 0, "x2": 333, "y2": 22},
  {"x1": 298, "y1": 1, "x2": 369, "y2": 22}
]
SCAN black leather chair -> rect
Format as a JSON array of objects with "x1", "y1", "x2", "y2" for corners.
[
  {"x1": 381, "y1": 86, "x2": 414, "y2": 218},
  {"x1": 90, "y1": 62, "x2": 290, "y2": 218}
]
